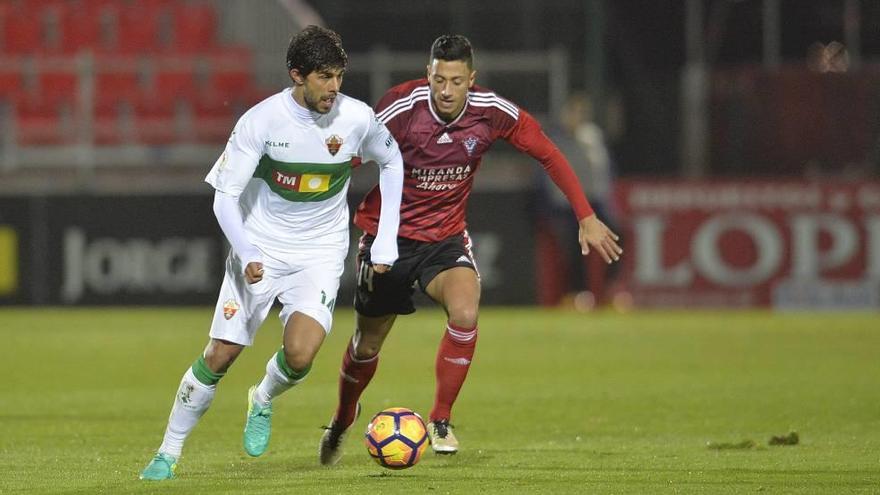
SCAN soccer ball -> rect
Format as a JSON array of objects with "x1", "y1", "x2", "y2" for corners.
[{"x1": 364, "y1": 407, "x2": 428, "y2": 469}]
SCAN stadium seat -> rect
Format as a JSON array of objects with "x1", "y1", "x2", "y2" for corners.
[
  {"x1": 61, "y1": 3, "x2": 107, "y2": 52},
  {"x1": 191, "y1": 94, "x2": 235, "y2": 143},
  {"x1": 153, "y1": 69, "x2": 201, "y2": 104},
  {"x1": 170, "y1": 1, "x2": 217, "y2": 52},
  {"x1": 204, "y1": 44, "x2": 252, "y2": 67},
  {"x1": 38, "y1": 71, "x2": 79, "y2": 107},
  {"x1": 93, "y1": 99, "x2": 125, "y2": 145},
  {"x1": 96, "y1": 70, "x2": 143, "y2": 105},
  {"x1": 115, "y1": 3, "x2": 165, "y2": 53},
  {"x1": 0, "y1": 72, "x2": 25, "y2": 101},
  {"x1": 132, "y1": 95, "x2": 181, "y2": 145},
  {"x1": 1, "y1": 1, "x2": 260, "y2": 148},
  {"x1": 2, "y1": 6, "x2": 44, "y2": 54},
  {"x1": 14, "y1": 98, "x2": 73, "y2": 145},
  {"x1": 208, "y1": 70, "x2": 253, "y2": 97}
]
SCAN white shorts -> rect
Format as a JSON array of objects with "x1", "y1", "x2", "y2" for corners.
[{"x1": 208, "y1": 246, "x2": 345, "y2": 346}]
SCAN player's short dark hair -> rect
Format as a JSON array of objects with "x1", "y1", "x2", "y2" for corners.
[
  {"x1": 286, "y1": 25, "x2": 348, "y2": 76},
  {"x1": 430, "y1": 34, "x2": 474, "y2": 69}
]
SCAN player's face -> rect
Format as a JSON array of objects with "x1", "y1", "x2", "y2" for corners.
[
  {"x1": 427, "y1": 59, "x2": 474, "y2": 122},
  {"x1": 291, "y1": 67, "x2": 345, "y2": 114}
]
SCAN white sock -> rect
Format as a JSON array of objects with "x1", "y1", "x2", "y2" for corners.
[
  {"x1": 157, "y1": 368, "x2": 216, "y2": 458},
  {"x1": 253, "y1": 354, "x2": 304, "y2": 406}
]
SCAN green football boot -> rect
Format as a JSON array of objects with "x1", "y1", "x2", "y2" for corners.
[
  {"x1": 243, "y1": 385, "x2": 273, "y2": 457},
  {"x1": 139, "y1": 452, "x2": 177, "y2": 480}
]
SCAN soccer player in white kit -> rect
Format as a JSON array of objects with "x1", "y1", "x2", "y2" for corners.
[{"x1": 140, "y1": 26, "x2": 404, "y2": 480}]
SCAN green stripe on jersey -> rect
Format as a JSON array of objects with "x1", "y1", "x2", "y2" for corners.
[{"x1": 253, "y1": 155, "x2": 352, "y2": 202}]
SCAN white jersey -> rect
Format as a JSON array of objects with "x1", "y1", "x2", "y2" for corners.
[{"x1": 205, "y1": 88, "x2": 399, "y2": 258}]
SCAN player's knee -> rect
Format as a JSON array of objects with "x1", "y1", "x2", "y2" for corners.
[
  {"x1": 204, "y1": 339, "x2": 244, "y2": 372},
  {"x1": 353, "y1": 340, "x2": 381, "y2": 360},
  {"x1": 282, "y1": 348, "x2": 313, "y2": 373},
  {"x1": 447, "y1": 306, "x2": 479, "y2": 329}
]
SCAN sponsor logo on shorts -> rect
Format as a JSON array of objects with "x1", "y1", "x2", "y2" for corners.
[
  {"x1": 223, "y1": 299, "x2": 240, "y2": 320},
  {"x1": 443, "y1": 357, "x2": 471, "y2": 366},
  {"x1": 455, "y1": 255, "x2": 471, "y2": 264}
]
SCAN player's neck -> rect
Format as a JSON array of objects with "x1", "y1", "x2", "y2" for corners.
[
  {"x1": 430, "y1": 96, "x2": 466, "y2": 125},
  {"x1": 290, "y1": 90, "x2": 318, "y2": 124}
]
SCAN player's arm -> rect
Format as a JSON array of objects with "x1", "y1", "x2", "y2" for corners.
[
  {"x1": 204, "y1": 116, "x2": 265, "y2": 283},
  {"x1": 506, "y1": 110, "x2": 623, "y2": 263},
  {"x1": 360, "y1": 111, "x2": 404, "y2": 273},
  {"x1": 212, "y1": 192, "x2": 263, "y2": 283}
]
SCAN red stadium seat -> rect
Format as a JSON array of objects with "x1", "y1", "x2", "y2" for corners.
[
  {"x1": 115, "y1": 3, "x2": 165, "y2": 53},
  {"x1": 191, "y1": 94, "x2": 235, "y2": 143},
  {"x1": 14, "y1": 98, "x2": 73, "y2": 145},
  {"x1": 37, "y1": 71, "x2": 79, "y2": 107},
  {"x1": 153, "y1": 69, "x2": 200, "y2": 103},
  {"x1": 2, "y1": 6, "x2": 44, "y2": 54},
  {"x1": 96, "y1": 71, "x2": 142, "y2": 105},
  {"x1": 170, "y1": 1, "x2": 217, "y2": 52},
  {"x1": 61, "y1": 4, "x2": 106, "y2": 52},
  {"x1": 0, "y1": 72, "x2": 25, "y2": 101},
  {"x1": 93, "y1": 100, "x2": 121, "y2": 145},
  {"x1": 208, "y1": 70, "x2": 253, "y2": 97},
  {"x1": 204, "y1": 44, "x2": 252, "y2": 67},
  {"x1": 132, "y1": 95, "x2": 180, "y2": 145}
]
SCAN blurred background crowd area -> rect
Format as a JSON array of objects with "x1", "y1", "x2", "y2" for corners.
[
  {"x1": 0, "y1": 0, "x2": 879, "y2": 192},
  {"x1": 2, "y1": 1, "x2": 880, "y2": 310}
]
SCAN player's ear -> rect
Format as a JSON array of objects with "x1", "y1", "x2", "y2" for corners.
[
  {"x1": 468, "y1": 70, "x2": 476, "y2": 88},
  {"x1": 425, "y1": 64, "x2": 432, "y2": 79},
  {"x1": 290, "y1": 68, "x2": 304, "y2": 86}
]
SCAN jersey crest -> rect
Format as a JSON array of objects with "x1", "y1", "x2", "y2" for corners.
[
  {"x1": 463, "y1": 136, "x2": 478, "y2": 156},
  {"x1": 325, "y1": 134, "x2": 343, "y2": 156}
]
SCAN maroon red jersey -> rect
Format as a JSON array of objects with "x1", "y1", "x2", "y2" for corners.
[{"x1": 355, "y1": 79, "x2": 593, "y2": 242}]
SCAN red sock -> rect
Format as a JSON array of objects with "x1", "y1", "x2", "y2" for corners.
[
  {"x1": 430, "y1": 322, "x2": 477, "y2": 421},
  {"x1": 334, "y1": 339, "x2": 378, "y2": 427}
]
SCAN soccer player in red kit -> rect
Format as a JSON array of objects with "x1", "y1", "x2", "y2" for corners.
[{"x1": 319, "y1": 34, "x2": 622, "y2": 464}]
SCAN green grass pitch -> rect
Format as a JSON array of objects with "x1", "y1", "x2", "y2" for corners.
[{"x1": 1, "y1": 308, "x2": 878, "y2": 494}]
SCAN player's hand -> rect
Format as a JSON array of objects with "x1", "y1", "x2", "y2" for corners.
[
  {"x1": 372, "y1": 263, "x2": 392, "y2": 274},
  {"x1": 578, "y1": 214, "x2": 623, "y2": 264},
  {"x1": 245, "y1": 261, "x2": 264, "y2": 284}
]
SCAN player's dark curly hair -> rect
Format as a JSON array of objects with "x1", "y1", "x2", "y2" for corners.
[
  {"x1": 430, "y1": 34, "x2": 474, "y2": 69},
  {"x1": 286, "y1": 25, "x2": 348, "y2": 76}
]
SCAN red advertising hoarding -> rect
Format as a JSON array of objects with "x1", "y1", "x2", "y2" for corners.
[{"x1": 615, "y1": 180, "x2": 880, "y2": 309}]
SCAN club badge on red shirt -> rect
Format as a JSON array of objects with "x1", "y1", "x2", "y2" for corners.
[{"x1": 463, "y1": 136, "x2": 478, "y2": 156}]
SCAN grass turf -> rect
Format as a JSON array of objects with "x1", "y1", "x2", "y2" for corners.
[{"x1": 1, "y1": 308, "x2": 878, "y2": 494}]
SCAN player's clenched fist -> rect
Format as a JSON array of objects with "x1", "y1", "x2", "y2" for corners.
[
  {"x1": 372, "y1": 264, "x2": 392, "y2": 274},
  {"x1": 245, "y1": 262, "x2": 264, "y2": 284}
]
